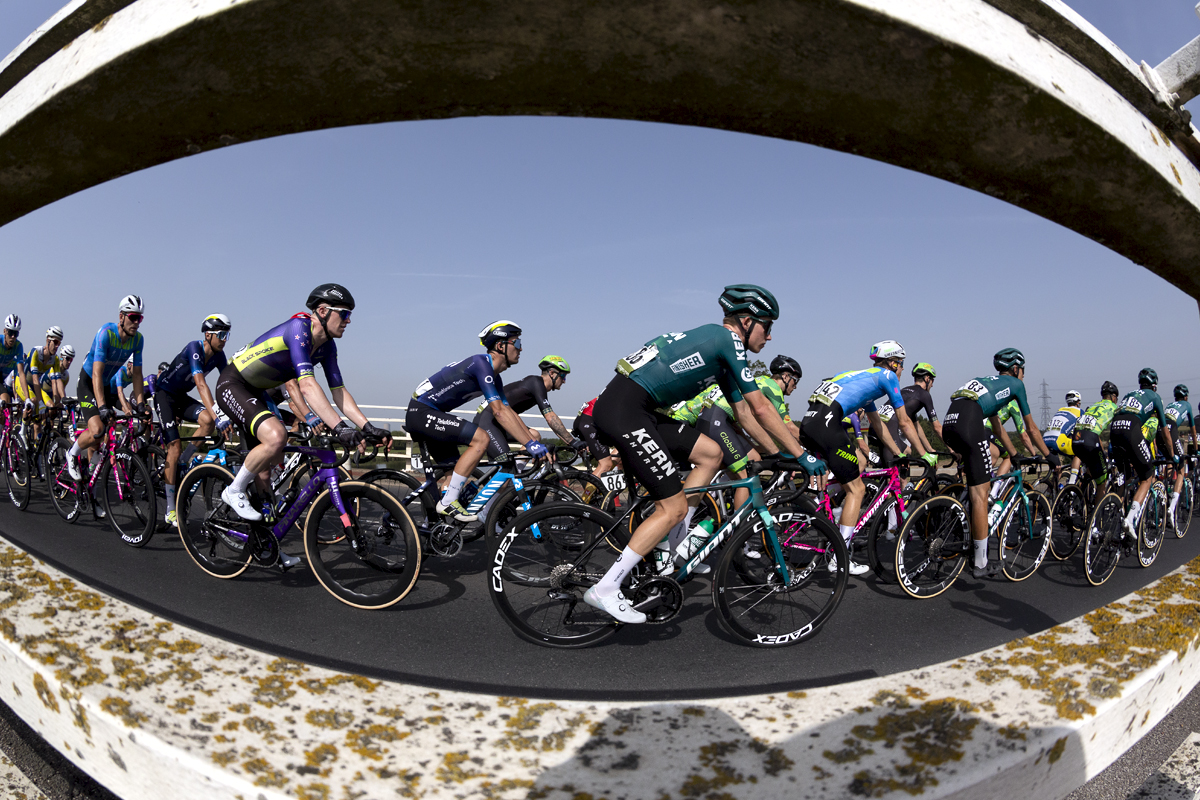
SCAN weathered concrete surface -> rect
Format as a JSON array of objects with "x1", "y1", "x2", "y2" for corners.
[{"x1": 1, "y1": 0, "x2": 1200, "y2": 297}]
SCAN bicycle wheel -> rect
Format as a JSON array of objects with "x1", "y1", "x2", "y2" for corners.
[
  {"x1": 4, "y1": 430, "x2": 31, "y2": 510},
  {"x1": 45, "y1": 437, "x2": 81, "y2": 523},
  {"x1": 1137, "y1": 482, "x2": 1168, "y2": 567},
  {"x1": 557, "y1": 469, "x2": 608, "y2": 507},
  {"x1": 1048, "y1": 484, "x2": 1087, "y2": 561},
  {"x1": 482, "y1": 480, "x2": 585, "y2": 544},
  {"x1": 100, "y1": 449, "x2": 157, "y2": 547},
  {"x1": 303, "y1": 481, "x2": 422, "y2": 609},
  {"x1": 894, "y1": 495, "x2": 969, "y2": 599},
  {"x1": 487, "y1": 501, "x2": 622, "y2": 648},
  {"x1": 1174, "y1": 477, "x2": 1192, "y2": 538},
  {"x1": 1000, "y1": 491, "x2": 1052, "y2": 581},
  {"x1": 713, "y1": 504, "x2": 847, "y2": 647},
  {"x1": 865, "y1": 497, "x2": 899, "y2": 582},
  {"x1": 1083, "y1": 493, "x2": 1124, "y2": 586},
  {"x1": 177, "y1": 464, "x2": 252, "y2": 578}
]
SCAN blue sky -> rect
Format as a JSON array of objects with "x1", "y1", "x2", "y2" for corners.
[{"x1": 1, "y1": 1, "x2": 1198, "y2": 426}]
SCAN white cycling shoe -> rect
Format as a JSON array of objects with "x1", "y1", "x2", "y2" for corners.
[
  {"x1": 66, "y1": 455, "x2": 82, "y2": 481},
  {"x1": 221, "y1": 486, "x2": 264, "y2": 522},
  {"x1": 828, "y1": 558, "x2": 870, "y2": 576},
  {"x1": 583, "y1": 587, "x2": 646, "y2": 624}
]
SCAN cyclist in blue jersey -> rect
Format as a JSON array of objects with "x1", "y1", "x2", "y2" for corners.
[
  {"x1": 1111, "y1": 368, "x2": 1174, "y2": 537},
  {"x1": 1043, "y1": 391, "x2": 1083, "y2": 482},
  {"x1": 405, "y1": 321, "x2": 545, "y2": 521},
  {"x1": 1165, "y1": 384, "x2": 1196, "y2": 525},
  {"x1": 0, "y1": 315, "x2": 30, "y2": 413},
  {"x1": 67, "y1": 296, "x2": 148, "y2": 481},
  {"x1": 214, "y1": 284, "x2": 389, "y2": 537},
  {"x1": 800, "y1": 340, "x2": 937, "y2": 574}
]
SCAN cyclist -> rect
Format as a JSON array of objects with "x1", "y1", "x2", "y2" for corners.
[
  {"x1": 942, "y1": 349, "x2": 1058, "y2": 577},
  {"x1": 472, "y1": 355, "x2": 581, "y2": 457},
  {"x1": 154, "y1": 314, "x2": 234, "y2": 527},
  {"x1": 1043, "y1": 391, "x2": 1084, "y2": 479},
  {"x1": 66, "y1": 297, "x2": 147, "y2": 481},
  {"x1": 572, "y1": 397, "x2": 615, "y2": 478},
  {"x1": 0, "y1": 315, "x2": 30, "y2": 413},
  {"x1": 1164, "y1": 384, "x2": 1195, "y2": 525},
  {"x1": 215, "y1": 285, "x2": 389, "y2": 554},
  {"x1": 46, "y1": 345, "x2": 74, "y2": 406},
  {"x1": 25, "y1": 327, "x2": 65, "y2": 414},
  {"x1": 405, "y1": 320, "x2": 545, "y2": 522},
  {"x1": 586, "y1": 285, "x2": 820, "y2": 623},
  {"x1": 800, "y1": 340, "x2": 937, "y2": 575},
  {"x1": 889, "y1": 362, "x2": 942, "y2": 459},
  {"x1": 984, "y1": 398, "x2": 1036, "y2": 478},
  {"x1": 1072, "y1": 381, "x2": 1119, "y2": 497},
  {"x1": 1111, "y1": 369, "x2": 1174, "y2": 537}
]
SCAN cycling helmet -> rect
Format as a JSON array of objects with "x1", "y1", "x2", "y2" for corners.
[
  {"x1": 770, "y1": 355, "x2": 802, "y2": 378},
  {"x1": 1101, "y1": 380, "x2": 1118, "y2": 397},
  {"x1": 59, "y1": 345, "x2": 75, "y2": 360},
  {"x1": 118, "y1": 295, "x2": 144, "y2": 314},
  {"x1": 1138, "y1": 367, "x2": 1158, "y2": 388},
  {"x1": 1065, "y1": 390, "x2": 1082, "y2": 405},
  {"x1": 158, "y1": 361, "x2": 170, "y2": 373},
  {"x1": 305, "y1": 283, "x2": 355, "y2": 311},
  {"x1": 3, "y1": 314, "x2": 20, "y2": 333},
  {"x1": 869, "y1": 340, "x2": 906, "y2": 361},
  {"x1": 479, "y1": 320, "x2": 522, "y2": 350},
  {"x1": 718, "y1": 285, "x2": 780, "y2": 320},
  {"x1": 993, "y1": 347, "x2": 1025, "y2": 372},
  {"x1": 201, "y1": 313, "x2": 232, "y2": 333},
  {"x1": 912, "y1": 362, "x2": 936, "y2": 378},
  {"x1": 1176, "y1": 384, "x2": 1190, "y2": 400},
  {"x1": 538, "y1": 355, "x2": 571, "y2": 374},
  {"x1": 45, "y1": 326, "x2": 63, "y2": 341}
]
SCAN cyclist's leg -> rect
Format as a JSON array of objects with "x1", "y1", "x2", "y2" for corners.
[
  {"x1": 1075, "y1": 431, "x2": 1108, "y2": 496},
  {"x1": 154, "y1": 391, "x2": 184, "y2": 518},
  {"x1": 1169, "y1": 424, "x2": 1186, "y2": 516},
  {"x1": 695, "y1": 407, "x2": 752, "y2": 508},
  {"x1": 404, "y1": 400, "x2": 483, "y2": 514},
  {"x1": 943, "y1": 399, "x2": 993, "y2": 570}
]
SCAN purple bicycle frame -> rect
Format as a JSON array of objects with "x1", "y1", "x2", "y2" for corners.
[{"x1": 261, "y1": 445, "x2": 349, "y2": 543}]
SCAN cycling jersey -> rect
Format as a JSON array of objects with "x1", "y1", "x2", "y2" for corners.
[
  {"x1": 1076, "y1": 399, "x2": 1117, "y2": 435},
  {"x1": 982, "y1": 400, "x2": 1027, "y2": 433},
  {"x1": 951, "y1": 374, "x2": 1030, "y2": 418},
  {"x1": 616, "y1": 324, "x2": 758, "y2": 409},
  {"x1": 900, "y1": 385, "x2": 938, "y2": 424},
  {"x1": 413, "y1": 354, "x2": 506, "y2": 412},
  {"x1": 1115, "y1": 388, "x2": 1167, "y2": 427},
  {"x1": 1044, "y1": 407, "x2": 1081, "y2": 440},
  {"x1": 230, "y1": 314, "x2": 342, "y2": 391},
  {"x1": 81, "y1": 323, "x2": 143, "y2": 384},
  {"x1": 809, "y1": 367, "x2": 903, "y2": 415},
  {"x1": 158, "y1": 340, "x2": 229, "y2": 396},
  {"x1": 0, "y1": 337, "x2": 25, "y2": 380},
  {"x1": 475, "y1": 374, "x2": 551, "y2": 417},
  {"x1": 579, "y1": 397, "x2": 597, "y2": 418},
  {"x1": 1166, "y1": 400, "x2": 1195, "y2": 429},
  {"x1": 27, "y1": 346, "x2": 60, "y2": 380},
  {"x1": 672, "y1": 374, "x2": 789, "y2": 428}
]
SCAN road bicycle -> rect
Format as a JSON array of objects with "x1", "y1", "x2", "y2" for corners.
[
  {"x1": 0, "y1": 403, "x2": 31, "y2": 510},
  {"x1": 1080, "y1": 456, "x2": 1174, "y2": 584}
]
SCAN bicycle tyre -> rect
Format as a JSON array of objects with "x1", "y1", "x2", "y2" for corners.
[
  {"x1": 1083, "y1": 493, "x2": 1124, "y2": 586},
  {"x1": 894, "y1": 495, "x2": 969, "y2": 599},
  {"x1": 1049, "y1": 484, "x2": 1087, "y2": 561},
  {"x1": 1000, "y1": 491, "x2": 1052, "y2": 581},
  {"x1": 4, "y1": 429, "x2": 31, "y2": 510},
  {"x1": 303, "y1": 481, "x2": 422, "y2": 609},
  {"x1": 100, "y1": 449, "x2": 157, "y2": 547},
  {"x1": 865, "y1": 497, "x2": 899, "y2": 582},
  {"x1": 487, "y1": 501, "x2": 622, "y2": 648},
  {"x1": 482, "y1": 479, "x2": 590, "y2": 544},
  {"x1": 177, "y1": 463, "x2": 252, "y2": 578},
  {"x1": 713, "y1": 504, "x2": 847, "y2": 647},
  {"x1": 45, "y1": 437, "x2": 81, "y2": 523},
  {"x1": 1137, "y1": 482, "x2": 1168, "y2": 567},
  {"x1": 1174, "y1": 477, "x2": 1192, "y2": 538}
]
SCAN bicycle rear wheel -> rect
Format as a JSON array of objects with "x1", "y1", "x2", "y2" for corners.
[
  {"x1": 1000, "y1": 491, "x2": 1052, "y2": 580},
  {"x1": 4, "y1": 430, "x2": 31, "y2": 510},
  {"x1": 866, "y1": 497, "x2": 899, "y2": 582},
  {"x1": 1174, "y1": 477, "x2": 1192, "y2": 538},
  {"x1": 45, "y1": 437, "x2": 81, "y2": 523},
  {"x1": 1083, "y1": 493, "x2": 1124, "y2": 586},
  {"x1": 1049, "y1": 484, "x2": 1087, "y2": 560},
  {"x1": 713, "y1": 504, "x2": 847, "y2": 647},
  {"x1": 487, "y1": 501, "x2": 622, "y2": 648},
  {"x1": 100, "y1": 449, "x2": 157, "y2": 547},
  {"x1": 303, "y1": 481, "x2": 422, "y2": 609},
  {"x1": 894, "y1": 495, "x2": 969, "y2": 598},
  {"x1": 1137, "y1": 482, "x2": 1168, "y2": 567},
  {"x1": 177, "y1": 464, "x2": 252, "y2": 578}
]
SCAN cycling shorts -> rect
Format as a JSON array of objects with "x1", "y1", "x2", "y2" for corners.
[
  {"x1": 76, "y1": 368, "x2": 120, "y2": 424},
  {"x1": 215, "y1": 365, "x2": 276, "y2": 444},
  {"x1": 154, "y1": 391, "x2": 207, "y2": 444},
  {"x1": 471, "y1": 408, "x2": 520, "y2": 460},
  {"x1": 405, "y1": 400, "x2": 500, "y2": 467},
  {"x1": 696, "y1": 405, "x2": 751, "y2": 472},
  {"x1": 941, "y1": 398, "x2": 994, "y2": 487},
  {"x1": 1071, "y1": 430, "x2": 1106, "y2": 484},
  {"x1": 1043, "y1": 432, "x2": 1075, "y2": 457},
  {"x1": 1110, "y1": 413, "x2": 1154, "y2": 482},
  {"x1": 799, "y1": 401, "x2": 860, "y2": 484},
  {"x1": 591, "y1": 374, "x2": 701, "y2": 501},
  {"x1": 571, "y1": 413, "x2": 609, "y2": 461},
  {"x1": 1170, "y1": 422, "x2": 1186, "y2": 460}
]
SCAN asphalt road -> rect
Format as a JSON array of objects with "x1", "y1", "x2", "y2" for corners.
[{"x1": 1, "y1": 481, "x2": 1198, "y2": 702}]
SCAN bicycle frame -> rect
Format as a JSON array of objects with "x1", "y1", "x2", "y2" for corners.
[{"x1": 813, "y1": 467, "x2": 909, "y2": 543}]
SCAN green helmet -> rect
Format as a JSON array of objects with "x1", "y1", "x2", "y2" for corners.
[
  {"x1": 538, "y1": 355, "x2": 571, "y2": 374},
  {"x1": 1138, "y1": 367, "x2": 1158, "y2": 388},
  {"x1": 912, "y1": 362, "x2": 936, "y2": 378},
  {"x1": 1175, "y1": 384, "x2": 1189, "y2": 400},
  {"x1": 719, "y1": 284, "x2": 779, "y2": 320},
  {"x1": 993, "y1": 348, "x2": 1025, "y2": 372}
]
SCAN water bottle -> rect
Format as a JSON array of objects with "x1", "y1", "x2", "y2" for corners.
[
  {"x1": 652, "y1": 540, "x2": 673, "y2": 574},
  {"x1": 676, "y1": 519, "x2": 716, "y2": 562},
  {"x1": 987, "y1": 501, "x2": 1003, "y2": 529}
]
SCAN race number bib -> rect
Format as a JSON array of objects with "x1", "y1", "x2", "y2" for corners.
[
  {"x1": 1120, "y1": 395, "x2": 1144, "y2": 413},
  {"x1": 617, "y1": 344, "x2": 659, "y2": 377},
  {"x1": 412, "y1": 378, "x2": 433, "y2": 398},
  {"x1": 1078, "y1": 414, "x2": 1098, "y2": 429},
  {"x1": 809, "y1": 380, "x2": 842, "y2": 406},
  {"x1": 1048, "y1": 416, "x2": 1067, "y2": 432},
  {"x1": 951, "y1": 379, "x2": 987, "y2": 401},
  {"x1": 877, "y1": 403, "x2": 895, "y2": 422},
  {"x1": 601, "y1": 472, "x2": 626, "y2": 492}
]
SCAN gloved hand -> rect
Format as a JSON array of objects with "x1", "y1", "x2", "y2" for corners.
[
  {"x1": 134, "y1": 401, "x2": 147, "y2": 417},
  {"x1": 362, "y1": 421, "x2": 390, "y2": 443},
  {"x1": 798, "y1": 452, "x2": 827, "y2": 476},
  {"x1": 1044, "y1": 451, "x2": 1061, "y2": 468},
  {"x1": 333, "y1": 420, "x2": 364, "y2": 447},
  {"x1": 920, "y1": 452, "x2": 938, "y2": 468},
  {"x1": 216, "y1": 417, "x2": 232, "y2": 432},
  {"x1": 98, "y1": 405, "x2": 114, "y2": 425},
  {"x1": 526, "y1": 439, "x2": 550, "y2": 459},
  {"x1": 571, "y1": 439, "x2": 591, "y2": 457},
  {"x1": 305, "y1": 412, "x2": 321, "y2": 427},
  {"x1": 23, "y1": 398, "x2": 33, "y2": 411}
]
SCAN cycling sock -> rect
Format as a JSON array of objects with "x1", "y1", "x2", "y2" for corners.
[
  {"x1": 839, "y1": 524, "x2": 854, "y2": 546},
  {"x1": 594, "y1": 546, "x2": 643, "y2": 597},
  {"x1": 667, "y1": 520, "x2": 688, "y2": 552},
  {"x1": 887, "y1": 506, "x2": 898, "y2": 533},
  {"x1": 1170, "y1": 493, "x2": 1180, "y2": 515},
  {"x1": 230, "y1": 465, "x2": 255, "y2": 495},
  {"x1": 1125, "y1": 500, "x2": 1141, "y2": 527},
  {"x1": 89, "y1": 452, "x2": 102, "y2": 469},
  {"x1": 165, "y1": 484, "x2": 176, "y2": 514},
  {"x1": 67, "y1": 441, "x2": 81, "y2": 460},
  {"x1": 441, "y1": 472, "x2": 468, "y2": 506},
  {"x1": 973, "y1": 538, "x2": 987, "y2": 568}
]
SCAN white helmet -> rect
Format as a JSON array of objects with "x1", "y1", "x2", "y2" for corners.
[
  {"x1": 59, "y1": 344, "x2": 75, "y2": 360},
  {"x1": 1066, "y1": 390, "x2": 1082, "y2": 406},
  {"x1": 118, "y1": 295, "x2": 144, "y2": 314},
  {"x1": 869, "y1": 340, "x2": 906, "y2": 361},
  {"x1": 46, "y1": 325, "x2": 63, "y2": 341},
  {"x1": 3, "y1": 314, "x2": 20, "y2": 333}
]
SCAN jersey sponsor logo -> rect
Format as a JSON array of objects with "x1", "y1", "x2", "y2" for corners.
[
  {"x1": 484, "y1": 376, "x2": 494, "y2": 384},
  {"x1": 741, "y1": 367, "x2": 753, "y2": 382},
  {"x1": 192, "y1": 353, "x2": 200, "y2": 360},
  {"x1": 995, "y1": 388, "x2": 1011, "y2": 400},
  {"x1": 668, "y1": 352, "x2": 705, "y2": 374}
]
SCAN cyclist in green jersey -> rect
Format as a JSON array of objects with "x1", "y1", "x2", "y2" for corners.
[
  {"x1": 1072, "y1": 381, "x2": 1119, "y2": 496},
  {"x1": 1110, "y1": 368, "x2": 1174, "y2": 537},
  {"x1": 983, "y1": 399, "x2": 1036, "y2": 478},
  {"x1": 1165, "y1": 384, "x2": 1195, "y2": 524}
]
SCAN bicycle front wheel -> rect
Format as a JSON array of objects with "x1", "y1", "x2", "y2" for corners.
[
  {"x1": 303, "y1": 481, "x2": 422, "y2": 609},
  {"x1": 1000, "y1": 491, "x2": 1052, "y2": 581},
  {"x1": 895, "y1": 495, "x2": 969, "y2": 599},
  {"x1": 1083, "y1": 493, "x2": 1124, "y2": 586},
  {"x1": 1175, "y1": 477, "x2": 1192, "y2": 538},
  {"x1": 1137, "y1": 482, "x2": 1168, "y2": 567},
  {"x1": 177, "y1": 463, "x2": 252, "y2": 578},
  {"x1": 4, "y1": 430, "x2": 31, "y2": 510},
  {"x1": 45, "y1": 437, "x2": 80, "y2": 523},
  {"x1": 101, "y1": 449, "x2": 156, "y2": 546},
  {"x1": 487, "y1": 501, "x2": 622, "y2": 648},
  {"x1": 1049, "y1": 484, "x2": 1087, "y2": 560},
  {"x1": 713, "y1": 505, "x2": 847, "y2": 647},
  {"x1": 866, "y1": 498, "x2": 899, "y2": 582}
]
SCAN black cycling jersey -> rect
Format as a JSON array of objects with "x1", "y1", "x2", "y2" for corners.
[
  {"x1": 902, "y1": 385, "x2": 938, "y2": 423},
  {"x1": 472, "y1": 375, "x2": 555, "y2": 459}
]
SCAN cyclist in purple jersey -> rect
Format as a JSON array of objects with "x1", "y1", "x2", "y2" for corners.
[
  {"x1": 405, "y1": 320, "x2": 545, "y2": 521},
  {"x1": 214, "y1": 285, "x2": 390, "y2": 533}
]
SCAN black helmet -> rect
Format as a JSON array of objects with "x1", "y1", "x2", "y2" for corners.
[
  {"x1": 306, "y1": 283, "x2": 355, "y2": 311},
  {"x1": 719, "y1": 285, "x2": 780, "y2": 320},
  {"x1": 1138, "y1": 367, "x2": 1158, "y2": 388},
  {"x1": 1175, "y1": 384, "x2": 1189, "y2": 400},
  {"x1": 157, "y1": 362, "x2": 170, "y2": 373},
  {"x1": 1101, "y1": 380, "x2": 1118, "y2": 397},
  {"x1": 479, "y1": 320, "x2": 522, "y2": 350},
  {"x1": 769, "y1": 355, "x2": 801, "y2": 378},
  {"x1": 993, "y1": 347, "x2": 1025, "y2": 372}
]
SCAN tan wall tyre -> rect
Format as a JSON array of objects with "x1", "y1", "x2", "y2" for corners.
[
  {"x1": 1000, "y1": 491, "x2": 1052, "y2": 580},
  {"x1": 4, "y1": 429, "x2": 31, "y2": 510},
  {"x1": 1137, "y1": 481, "x2": 1169, "y2": 567},
  {"x1": 894, "y1": 495, "x2": 969, "y2": 599},
  {"x1": 46, "y1": 437, "x2": 81, "y2": 523},
  {"x1": 1083, "y1": 493, "x2": 1124, "y2": 586},
  {"x1": 1174, "y1": 478, "x2": 1192, "y2": 538},
  {"x1": 292, "y1": 462, "x2": 353, "y2": 544},
  {"x1": 101, "y1": 448, "x2": 157, "y2": 547},
  {"x1": 1049, "y1": 484, "x2": 1087, "y2": 560},
  {"x1": 176, "y1": 463, "x2": 252, "y2": 578},
  {"x1": 302, "y1": 481, "x2": 421, "y2": 609},
  {"x1": 866, "y1": 497, "x2": 899, "y2": 582}
]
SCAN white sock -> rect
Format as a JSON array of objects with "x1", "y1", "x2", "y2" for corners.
[
  {"x1": 887, "y1": 506, "x2": 898, "y2": 533},
  {"x1": 594, "y1": 546, "x2": 643, "y2": 597},
  {"x1": 667, "y1": 520, "x2": 689, "y2": 552},
  {"x1": 682, "y1": 506, "x2": 697, "y2": 533},
  {"x1": 1126, "y1": 500, "x2": 1141, "y2": 526},
  {"x1": 1170, "y1": 493, "x2": 1180, "y2": 514},
  {"x1": 974, "y1": 538, "x2": 988, "y2": 568},
  {"x1": 441, "y1": 472, "x2": 468, "y2": 506},
  {"x1": 230, "y1": 465, "x2": 255, "y2": 494},
  {"x1": 831, "y1": 506, "x2": 843, "y2": 523},
  {"x1": 89, "y1": 451, "x2": 102, "y2": 469},
  {"x1": 988, "y1": 481, "x2": 1003, "y2": 500},
  {"x1": 839, "y1": 524, "x2": 854, "y2": 546},
  {"x1": 67, "y1": 441, "x2": 81, "y2": 459}
]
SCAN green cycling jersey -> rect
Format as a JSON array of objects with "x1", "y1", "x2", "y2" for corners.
[
  {"x1": 982, "y1": 399, "x2": 1026, "y2": 433},
  {"x1": 1116, "y1": 388, "x2": 1167, "y2": 428},
  {"x1": 952, "y1": 374, "x2": 1031, "y2": 419},
  {"x1": 617, "y1": 323, "x2": 759, "y2": 409},
  {"x1": 670, "y1": 375, "x2": 789, "y2": 426},
  {"x1": 1165, "y1": 400, "x2": 1194, "y2": 429},
  {"x1": 1076, "y1": 398, "x2": 1117, "y2": 434}
]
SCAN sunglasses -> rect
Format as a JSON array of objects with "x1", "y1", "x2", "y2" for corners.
[
  {"x1": 210, "y1": 330, "x2": 229, "y2": 341},
  {"x1": 508, "y1": 337, "x2": 523, "y2": 352},
  {"x1": 125, "y1": 313, "x2": 144, "y2": 324},
  {"x1": 327, "y1": 307, "x2": 352, "y2": 322}
]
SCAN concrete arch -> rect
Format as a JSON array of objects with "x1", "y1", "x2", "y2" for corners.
[{"x1": 1, "y1": 0, "x2": 1199, "y2": 295}]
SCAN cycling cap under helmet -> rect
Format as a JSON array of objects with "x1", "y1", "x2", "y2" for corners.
[
  {"x1": 46, "y1": 326, "x2": 63, "y2": 341},
  {"x1": 306, "y1": 283, "x2": 354, "y2": 311},
  {"x1": 1065, "y1": 390, "x2": 1082, "y2": 405},
  {"x1": 1176, "y1": 384, "x2": 1190, "y2": 400},
  {"x1": 912, "y1": 362, "x2": 936, "y2": 378},
  {"x1": 770, "y1": 355, "x2": 802, "y2": 378},
  {"x1": 993, "y1": 348, "x2": 1025, "y2": 372},
  {"x1": 869, "y1": 340, "x2": 906, "y2": 361},
  {"x1": 59, "y1": 345, "x2": 75, "y2": 360},
  {"x1": 3, "y1": 315, "x2": 20, "y2": 333},
  {"x1": 479, "y1": 320, "x2": 522, "y2": 350},
  {"x1": 118, "y1": 295, "x2": 144, "y2": 314},
  {"x1": 201, "y1": 313, "x2": 232, "y2": 333},
  {"x1": 1101, "y1": 381, "x2": 1119, "y2": 396},
  {"x1": 719, "y1": 285, "x2": 779, "y2": 320},
  {"x1": 538, "y1": 355, "x2": 571, "y2": 374},
  {"x1": 1138, "y1": 367, "x2": 1158, "y2": 388}
]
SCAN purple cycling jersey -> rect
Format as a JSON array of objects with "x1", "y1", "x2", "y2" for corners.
[
  {"x1": 412, "y1": 354, "x2": 507, "y2": 412},
  {"x1": 229, "y1": 314, "x2": 343, "y2": 390}
]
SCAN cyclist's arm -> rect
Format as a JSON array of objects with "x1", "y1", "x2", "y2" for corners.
[
  {"x1": 282, "y1": 379, "x2": 316, "y2": 423},
  {"x1": 867, "y1": 409, "x2": 903, "y2": 457},
  {"x1": 91, "y1": 362, "x2": 107, "y2": 406},
  {"x1": 26, "y1": 368, "x2": 41, "y2": 410},
  {"x1": 192, "y1": 371, "x2": 220, "y2": 419},
  {"x1": 115, "y1": 384, "x2": 134, "y2": 415},
  {"x1": 1021, "y1": 414, "x2": 1052, "y2": 457},
  {"x1": 130, "y1": 366, "x2": 144, "y2": 406},
  {"x1": 488, "y1": 398, "x2": 538, "y2": 444},
  {"x1": 915, "y1": 419, "x2": 935, "y2": 454},
  {"x1": 298, "y1": 375, "x2": 341, "y2": 429},
  {"x1": 736, "y1": 390, "x2": 804, "y2": 457},
  {"x1": 541, "y1": 409, "x2": 574, "y2": 444}
]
